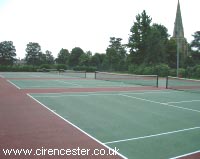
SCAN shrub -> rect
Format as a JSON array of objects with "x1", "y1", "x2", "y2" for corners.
[
  {"x1": 55, "y1": 64, "x2": 67, "y2": 70},
  {"x1": 153, "y1": 64, "x2": 170, "y2": 77},
  {"x1": 73, "y1": 66, "x2": 97, "y2": 72}
]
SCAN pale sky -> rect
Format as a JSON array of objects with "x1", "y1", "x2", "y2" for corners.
[{"x1": 0, "y1": 0, "x2": 199, "y2": 59}]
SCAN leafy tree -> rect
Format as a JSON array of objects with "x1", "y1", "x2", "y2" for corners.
[
  {"x1": 190, "y1": 31, "x2": 200, "y2": 64},
  {"x1": 44, "y1": 50, "x2": 54, "y2": 64},
  {"x1": 79, "y1": 51, "x2": 92, "y2": 66},
  {"x1": 55, "y1": 48, "x2": 70, "y2": 65},
  {"x1": 106, "y1": 47, "x2": 119, "y2": 71},
  {"x1": 69, "y1": 47, "x2": 84, "y2": 67},
  {"x1": 144, "y1": 24, "x2": 169, "y2": 64},
  {"x1": 90, "y1": 53, "x2": 106, "y2": 70},
  {"x1": 166, "y1": 38, "x2": 177, "y2": 68},
  {"x1": 25, "y1": 42, "x2": 42, "y2": 66},
  {"x1": 106, "y1": 37, "x2": 127, "y2": 71},
  {"x1": 0, "y1": 41, "x2": 16, "y2": 65},
  {"x1": 191, "y1": 31, "x2": 200, "y2": 52},
  {"x1": 127, "y1": 10, "x2": 152, "y2": 64}
]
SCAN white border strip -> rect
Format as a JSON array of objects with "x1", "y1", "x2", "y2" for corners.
[
  {"x1": 7, "y1": 80, "x2": 21, "y2": 89},
  {"x1": 104, "y1": 126, "x2": 200, "y2": 144},
  {"x1": 27, "y1": 94, "x2": 127, "y2": 159},
  {"x1": 169, "y1": 150, "x2": 200, "y2": 159}
]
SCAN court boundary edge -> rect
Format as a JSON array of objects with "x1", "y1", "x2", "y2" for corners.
[{"x1": 27, "y1": 93, "x2": 128, "y2": 159}]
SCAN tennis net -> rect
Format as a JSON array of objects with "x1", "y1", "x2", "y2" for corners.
[
  {"x1": 95, "y1": 71, "x2": 158, "y2": 87},
  {"x1": 166, "y1": 76, "x2": 200, "y2": 93},
  {"x1": 38, "y1": 69, "x2": 86, "y2": 78},
  {"x1": 59, "y1": 70, "x2": 86, "y2": 78}
]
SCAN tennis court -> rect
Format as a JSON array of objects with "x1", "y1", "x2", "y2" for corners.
[{"x1": 1, "y1": 72, "x2": 200, "y2": 159}]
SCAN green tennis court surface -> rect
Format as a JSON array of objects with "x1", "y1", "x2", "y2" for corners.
[
  {"x1": 0, "y1": 72, "x2": 86, "y2": 79},
  {"x1": 8, "y1": 79, "x2": 144, "y2": 89},
  {"x1": 30, "y1": 90, "x2": 200, "y2": 159}
]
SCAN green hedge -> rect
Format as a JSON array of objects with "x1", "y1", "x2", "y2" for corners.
[
  {"x1": 129, "y1": 64, "x2": 170, "y2": 77},
  {"x1": 0, "y1": 65, "x2": 38, "y2": 72},
  {"x1": 73, "y1": 66, "x2": 97, "y2": 72}
]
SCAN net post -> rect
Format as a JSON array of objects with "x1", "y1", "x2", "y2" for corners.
[
  {"x1": 94, "y1": 71, "x2": 97, "y2": 79},
  {"x1": 166, "y1": 76, "x2": 169, "y2": 89},
  {"x1": 156, "y1": 75, "x2": 159, "y2": 87}
]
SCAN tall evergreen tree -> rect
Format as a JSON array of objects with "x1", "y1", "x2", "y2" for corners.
[{"x1": 127, "y1": 10, "x2": 152, "y2": 64}]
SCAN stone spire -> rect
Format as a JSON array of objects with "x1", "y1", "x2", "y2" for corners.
[
  {"x1": 172, "y1": 0, "x2": 188, "y2": 60},
  {"x1": 173, "y1": 0, "x2": 184, "y2": 38}
]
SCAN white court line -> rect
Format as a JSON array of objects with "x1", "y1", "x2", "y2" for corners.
[
  {"x1": 30, "y1": 75, "x2": 41, "y2": 77},
  {"x1": 55, "y1": 80, "x2": 81, "y2": 87},
  {"x1": 167, "y1": 100, "x2": 200, "y2": 104},
  {"x1": 7, "y1": 80, "x2": 21, "y2": 89},
  {"x1": 120, "y1": 94, "x2": 200, "y2": 113},
  {"x1": 29, "y1": 89, "x2": 169, "y2": 95},
  {"x1": 104, "y1": 126, "x2": 200, "y2": 145},
  {"x1": 32, "y1": 91, "x2": 171, "y2": 98},
  {"x1": 27, "y1": 94, "x2": 127, "y2": 159},
  {"x1": 169, "y1": 150, "x2": 200, "y2": 159}
]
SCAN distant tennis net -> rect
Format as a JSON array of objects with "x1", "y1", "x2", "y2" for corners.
[
  {"x1": 95, "y1": 71, "x2": 158, "y2": 87},
  {"x1": 59, "y1": 70, "x2": 86, "y2": 78},
  {"x1": 166, "y1": 76, "x2": 200, "y2": 93},
  {"x1": 38, "y1": 69, "x2": 86, "y2": 78}
]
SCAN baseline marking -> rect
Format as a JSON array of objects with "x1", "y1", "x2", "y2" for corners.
[
  {"x1": 7, "y1": 80, "x2": 21, "y2": 89},
  {"x1": 120, "y1": 94, "x2": 200, "y2": 113},
  {"x1": 33, "y1": 91, "x2": 171, "y2": 98},
  {"x1": 55, "y1": 80, "x2": 81, "y2": 87},
  {"x1": 169, "y1": 150, "x2": 200, "y2": 159},
  {"x1": 27, "y1": 94, "x2": 127, "y2": 159},
  {"x1": 104, "y1": 126, "x2": 200, "y2": 145}
]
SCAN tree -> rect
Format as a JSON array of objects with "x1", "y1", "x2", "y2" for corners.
[
  {"x1": 69, "y1": 47, "x2": 84, "y2": 67},
  {"x1": 106, "y1": 37, "x2": 127, "y2": 71},
  {"x1": 0, "y1": 41, "x2": 16, "y2": 65},
  {"x1": 25, "y1": 42, "x2": 42, "y2": 66},
  {"x1": 166, "y1": 38, "x2": 177, "y2": 68},
  {"x1": 79, "y1": 51, "x2": 92, "y2": 66},
  {"x1": 127, "y1": 10, "x2": 152, "y2": 64},
  {"x1": 44, "y1": 50, "x2": 54, "y2": 64},
  {"x1": 189, "y1": 31, "x2": 200, "y2": 64},
  {"x1": 90, "y1": 53, "x2": 106, "y2": 70},
  {"x1": 191, "y1": 31, "x2": 200, "y2": 52},
  {"x1": 55, "y1": 48, "x2": 70, "y2": 65},
  {"x1": 144, "y1": 24, "x2": 169, "y2": 64}
]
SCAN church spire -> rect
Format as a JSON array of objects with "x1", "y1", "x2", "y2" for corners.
[{"x1": 173, "y1": 0, "x2": 184, "y2": 38}]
